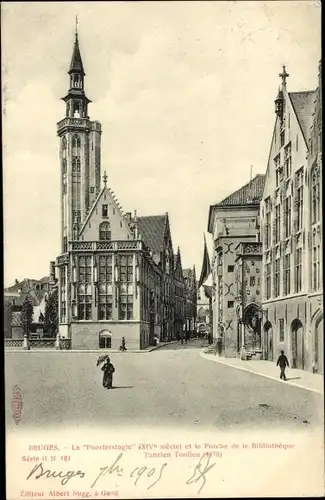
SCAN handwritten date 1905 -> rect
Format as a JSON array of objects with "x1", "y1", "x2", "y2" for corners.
[{"x1": 91, "y1": 453, "x2": 167, "y2": 491}]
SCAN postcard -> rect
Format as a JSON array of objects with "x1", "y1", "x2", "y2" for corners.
[{"x1": 3, "y1": 1, "x2": 324, "y2": 499}]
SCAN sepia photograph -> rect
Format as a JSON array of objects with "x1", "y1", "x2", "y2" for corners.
[{"x1": 2, "y1": 1, "x2": 323, "y2": 498}]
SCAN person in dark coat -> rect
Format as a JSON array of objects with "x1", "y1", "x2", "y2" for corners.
[
  {"x1": 276, "y1": 350, "x2": 289, "y2": 381},
  {"x1": 119, "y1": 337, "x2": 127, "y2": 351},
  {"x1": 101, "y1": 356, "x2": 115, "y2": 389}
]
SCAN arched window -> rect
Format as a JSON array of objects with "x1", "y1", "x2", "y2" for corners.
[
  {"x1": 99, "y1": 331, "x2": 112, "y2": 349},
  {"x1": 99, "y1": 222, "x2": 111, "y2": 241},
  {"x1": 72, "y1": 134, "x2": 81, "y2": 151},
  {"x1": 62, "y1": 137, "x2": 67, "y2": 158},
  {"x1": 311, "y1": 166, "x2": 320, "y2": 225},
  {"x1": 72, "y1": 157, "x2": 81, "y2": 173}
]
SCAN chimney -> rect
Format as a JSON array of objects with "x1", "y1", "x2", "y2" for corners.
[
  {"x1": 15, "y1": 279, "x2": 19, "y2": 285},
  {"x1": 124, "y1": 212, "x2": 132, "y2": 223}
]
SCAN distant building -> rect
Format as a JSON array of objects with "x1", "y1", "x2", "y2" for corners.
[
  {"x1": 207, "y1": 174, "x2": 266, "y2": 357},
  {"x1": 183, "y1": 268, "x2": 197, "y2": 337},
  {"x1": 4, "y1": 273, "x2": 57, "y2": 339},
  {"x1": 196, "y1": 284, "x2": 211, "y2": 338},
  {"x1": 260, "y1": 64, "x2": 323, "y2": 373}
]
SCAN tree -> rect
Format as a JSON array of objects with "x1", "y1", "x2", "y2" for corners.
[
  {"x1": 44, "y1": 288, "x2": 58, "y2": 337},
  {"x1": 4, "y1": 300, "x2": 13, "y2": 338},
  {"x1": 20, "y1": 296, "x2": 34, "y2": 337}
]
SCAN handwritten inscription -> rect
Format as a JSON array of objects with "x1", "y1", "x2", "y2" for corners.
[{"x1": 25, "y1": 451, "x2": 216, "y2": 494}]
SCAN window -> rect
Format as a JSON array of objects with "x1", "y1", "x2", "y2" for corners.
[
  {"x1": 280, "y1": 130, "x2": 285, "y2": 147},
  {"x1": 312, "y1": 231, "x2": 320, "y2": 291},
  {"x1": 102, "y1": 204, "x2": 108, "y2": 217},
  {"x1": 296, "y1": 185, "x2": 303, "y2": 231},
  {"x1": 296, "y1": 134, "x2": 299, "y2": 151},
  {"x1": 265, "y1": 198, "x2": 271, "y2": 248},
  {"x1": 295, "y1": 248, "x2": 302, "y2": 293},
  {"x1": 72, "y1": 135, "x2": 81, "y2": 155},
  {"x1": 279, "y1": 319, "x2": 285, "y2": 342},
  {"x1": 119, "y1": 295, "x2": 133, "y2": 320},
  {"x1": 284, "y1": 254, "x2": 291, "y2": 295},
  {"x1": 99, "y1": 332, "x2": 111, "y2": 349},
  {"x1": 98, "y1": 295, "x2": 113, "y2": 320},
  {"x1": 228, "y1": 266, "x2": 234, "y2": 272},
  {"x1": 62, "y1": 158, "x2": 67, "y2": 173},
  {"x1": 311, "y1": 167, "x2": 320, "y2": 224},
  {"x1": 77, "y1": 294, "x2": 92, "y2": 320},
  {"x1": 227, "y1": 301, "x2": 234, "y2": 308},
  {"x1": 274, "y1": 258, "x2": 280, "y2": 297},
  {"x1": 63, "y1": 236, "x2": 68, "y2": 253},
  {"x1": 284, "y1": 197, "x2": 291, "y2": 238},
  {"x1": 284, "y1": 142, "x2": 292, "y2": 177},
  {"x1": 90, "y1": 187, "x2": 95, "y2": 193},
  {"x1": 62, "y1": 137, "x2": 67, "y2": 156},
  {"x1": 99, "y1": 222, "x2": 111, "y2": 241},
  {"x1": 63, "y1": 183, "x2": 67, "y2": 194},
  {"x1": 99, "y1": 255, "x2": 112, "y2": 283},
  {"x1": 275, "y1": 205, "x2": 281, "y2": 243},
  {"x1": 78, "y1": 256, "x2": 92, "y2": 283},
  {"x1": 250, "y1": 276, "x2": 256, "y2": 287},
  {"x1": 119, "y1": 255, "x2": 133, "y2": 283},
  {"x1": 60, "y1": 269, "x2": 66, "y2": 323},
  {"x1": 276, "y1": 167, "x2": 284, "y2": 187}
]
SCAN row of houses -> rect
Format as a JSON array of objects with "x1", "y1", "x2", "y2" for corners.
[
  {"x1": 4, "y1": 275, "x2": 56, "y2": 338},
  {"x1": 207, "y1": 62, "x2": 323, "y2": 374}
]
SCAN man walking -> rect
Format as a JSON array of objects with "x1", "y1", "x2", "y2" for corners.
[{"x1": 276, "y1": 350, "x2": 289, "y2": 381}]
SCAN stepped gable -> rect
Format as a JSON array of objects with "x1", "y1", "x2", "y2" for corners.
[
  {"x1": 217, "y1": 174, "x2": 266, "y2": 206},
  {"x1": 137, "y1": 215, "x2": 166, "y2": 256},
  {"x1": 289, "y1": 91, "x2": 316, "y2": 144}
]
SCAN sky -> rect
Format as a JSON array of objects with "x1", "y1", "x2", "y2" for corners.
[{"x1": 2, "y1": 1, "x2": 321, "y2": 287}]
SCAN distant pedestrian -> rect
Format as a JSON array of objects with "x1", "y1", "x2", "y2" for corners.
[
  {"x1": 276, "y1": 350, "x2": 289, "y2": 381},
  {"x1": 119, "y1": 337, "x2": 127, "y2": 351},
  {"x1": 101, "y1": 356, "x2": 115, "y2": 389}
]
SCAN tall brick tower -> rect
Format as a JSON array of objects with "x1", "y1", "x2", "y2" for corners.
[{"x1": 57, "y1": 24, "x2": 102, "y2": 252}]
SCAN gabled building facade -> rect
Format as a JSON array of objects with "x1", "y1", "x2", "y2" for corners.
[
  {"x1": 207, "y1": 174, "x2": 265, "y2": 357},
  {"x1": 260, "y1": 64, "x2": 323, "y2": 373},
  {"x1": 55, "y1": 30, "x2": 192, "y2": 350}
]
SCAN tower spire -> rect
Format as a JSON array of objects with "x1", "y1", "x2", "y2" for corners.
[
  {"x1": 279, "y1": 65, "x2": 289, "y2": 88},
  {"x1": 75, "y1": 15, "x2": 78, "y2": 41}
]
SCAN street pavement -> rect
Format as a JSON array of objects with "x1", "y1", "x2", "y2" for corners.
[{"x1": 5, "y1": 340, "x2": 323, "y2": 432}]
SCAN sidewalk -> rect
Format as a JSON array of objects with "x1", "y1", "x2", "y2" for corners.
[
  {"x1": 4, "y1": 341, "x2": 178, "y2": 354},
  {"x1": 201, "y1": 351, "x2": 324, "y2": 394}
]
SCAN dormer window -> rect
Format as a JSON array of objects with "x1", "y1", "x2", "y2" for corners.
[{"x1": 99, "y1": 222, "x2": 111, "y2": 241}]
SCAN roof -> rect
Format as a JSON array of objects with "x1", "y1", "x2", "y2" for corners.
[
  {"x1": 137, "y1": 215, "x2": 166, "y2": 256},
  {"x1": 69, "y1": 35, "x2": 85, "y2": 75},
  {"x1": 183, "y1": 269, "x2": 191, "y2": 279},
  {"x1": 289, "y1": 91, "x2": 316, "y2": 144},
  {"x1": 217, "y1": 174, "x2": 266, "y2": 206}
]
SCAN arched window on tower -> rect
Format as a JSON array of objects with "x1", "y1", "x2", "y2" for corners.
[
  {"x1": 99, "y1": 222, "x2": 111, "y2": 241},
  {"x1": 73, "y1": 101, "x2": 81, "y2": 118},
  {"x1": 73, "y1": 75, "x2": 81, "y2": 88},
  {"x1": 62, "y1": 137, "x2": 67, "y2": 158},
  {"x1": 72, "y1": 135, "x2": 81, "y2": 156}
]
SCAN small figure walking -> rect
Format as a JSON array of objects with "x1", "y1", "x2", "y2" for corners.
[
  {"x1": 97, "y1": 355, "x2": 115, "y2": 389},
  {"x1": 119, "y1": 337, "x2": 127, "y2": 352},
  {"x1": 276, "y1": 350, "x2": 289, "y2": 381}
]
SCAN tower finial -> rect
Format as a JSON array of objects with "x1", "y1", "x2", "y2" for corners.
[
  {"x1": 103, "y1": 170, "x2": 107, "y2": 186},
  {"x1": 279, "y1": 65, "x2": 289, "y2": 87},
  {"x1": 75, "y1": 15, "x2": 78, "y2": 41}
]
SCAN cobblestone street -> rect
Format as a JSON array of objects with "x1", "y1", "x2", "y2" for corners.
[{"x1": 5, "y1": 345, "x2": 323, "y2": 432}]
